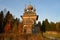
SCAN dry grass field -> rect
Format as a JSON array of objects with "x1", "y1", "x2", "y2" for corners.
[{"x1": 43, "y1": 31, "x2": 60, "y2": 40}]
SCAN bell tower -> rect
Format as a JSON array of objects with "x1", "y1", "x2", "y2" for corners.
[{"x1": 21, "y1": 4, "x2": 38, "y2": 34}]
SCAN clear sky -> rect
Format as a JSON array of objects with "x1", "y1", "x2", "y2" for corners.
[{"x1": 0, "y1": 0, "x2": 60, "y2": 22}]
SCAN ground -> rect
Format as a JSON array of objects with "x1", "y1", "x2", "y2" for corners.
[
  {"x1": 0, "y1": 32, "x2": 43, "y2": 40},
  {"x1": 43, "y1": 31, "x2": 60, "y2": 40}
]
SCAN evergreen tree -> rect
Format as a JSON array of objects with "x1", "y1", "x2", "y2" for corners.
[
  {"x1": 41, "y1": 21, "x2": 46, "y2": 33},
  {"x1": 4, "y1": 11, "x2": 14, "y2": 32},
  {"x1": 44, "y1": 19, "x2": 50, "y2": 31},
  {"x1": 50, "y1": 22, "x2": 56, "y2": 31},
  {"x1": 37, "y1": 21, "x2": 41, "y2": 31},
  {"x1": 0, "y1": 11, "x2": 4, "y2": 33}
]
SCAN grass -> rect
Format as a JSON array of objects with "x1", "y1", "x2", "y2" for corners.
[{"x1": 43, "y1": 31, "x2": 60, "y2": 40}]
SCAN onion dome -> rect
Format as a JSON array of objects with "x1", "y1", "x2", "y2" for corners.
[{"x1": 27, "y1": 4, "x2": 33, "y2": 10}]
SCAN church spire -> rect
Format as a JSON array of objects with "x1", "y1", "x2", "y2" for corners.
[
  {"x1": 29, "y1": 0, "x2": 31, "y2": 5},
  {"x1": 33, "y1": 5, "x2": 36, "y2": 12},
  {"x1": 24, "y1": 4, "x2": 27, "y2": 12}
]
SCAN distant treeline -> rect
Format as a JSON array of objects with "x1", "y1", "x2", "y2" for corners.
[
  {"x1": 0, "y1": 10, "x2": 60, "y2": 33},
  {"x1": 33, "y1": 19, "x2": 60, "y2": 34},
  {"x1": 0, "y1": 11, "x2": 19, "y2": 33}
]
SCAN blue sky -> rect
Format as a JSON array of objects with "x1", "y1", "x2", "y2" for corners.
[{"x1": 0, "y1": 0, "x2": 60, "y2": 22}]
